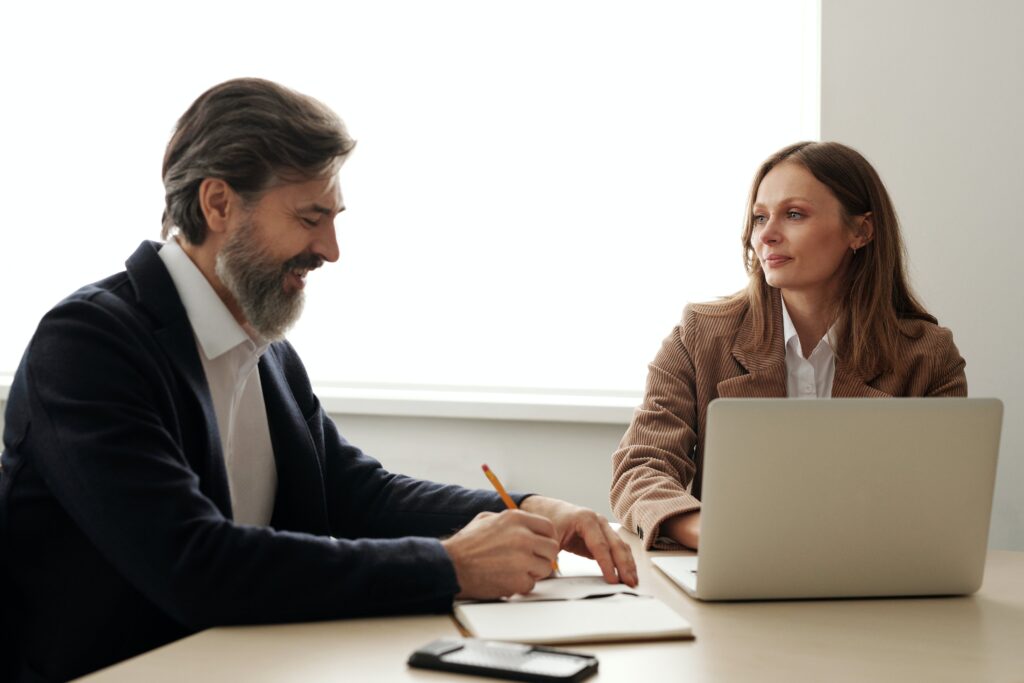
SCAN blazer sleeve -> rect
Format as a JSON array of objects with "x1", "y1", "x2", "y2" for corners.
[
  {"x1": 926, "y1": 325, "x2": 968, "y2": 397},
  {"x1": 15, "y1": 295, "x2": 471, "y2": 630},
  {"x1": 266, "y1": 342, "x2": 516, "y2": 541},
  {"x1": 320, "y1": 416, "x2": 516, "y2": 540},
  {"x1": 610, "y1": 314, "x2": 703, "y2": 549}
]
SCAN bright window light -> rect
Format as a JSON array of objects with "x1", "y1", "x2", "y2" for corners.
[{"x1": 0, "y1": 0, "x2": 819, "y2": 394}]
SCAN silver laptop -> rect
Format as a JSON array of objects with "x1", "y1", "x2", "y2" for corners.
[{"x1": 651, "y1": 398, "x2": 1002, "y2": 601}]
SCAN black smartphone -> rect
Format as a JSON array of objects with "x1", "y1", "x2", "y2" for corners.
[{"x1": 407, "y1": 637, "x2": 598, "y2": 682}]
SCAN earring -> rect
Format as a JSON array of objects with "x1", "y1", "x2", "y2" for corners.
[{"x1": 853, "y1": 246, "x2": 859, "y2": 255}]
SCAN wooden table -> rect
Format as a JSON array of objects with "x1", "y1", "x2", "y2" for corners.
[{"x1": 80, "y1": 531, "x2": 1024, "y2": 682}]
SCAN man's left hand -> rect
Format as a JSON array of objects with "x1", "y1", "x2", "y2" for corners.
[{"x1": 519, "y1": 495, "x2": 638, "y2": 587}]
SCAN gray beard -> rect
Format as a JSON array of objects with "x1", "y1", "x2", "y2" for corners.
[{"x1": 215, "y1": 221, "x2": 306, "y2": 342}]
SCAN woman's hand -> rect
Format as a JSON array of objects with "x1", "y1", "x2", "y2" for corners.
[{"x1": 662, "y1": 510, "x2": 701, "y2": 549}]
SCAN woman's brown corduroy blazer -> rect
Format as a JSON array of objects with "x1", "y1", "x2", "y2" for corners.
[{"x1": 610, "y1": 289, "x2": 968, "y2": 549}]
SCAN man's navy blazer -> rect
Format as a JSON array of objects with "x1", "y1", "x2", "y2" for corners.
[{"x1": 0, "y1": 241, "x2": 509, "y2": 681}]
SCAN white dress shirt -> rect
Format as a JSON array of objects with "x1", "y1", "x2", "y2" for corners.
[
  {"x1": 159, "y1": 239, "x2": 277, "y2": 525},
  {"x1": 781, "y1": 297, "x2": 836, "y2": 399}
]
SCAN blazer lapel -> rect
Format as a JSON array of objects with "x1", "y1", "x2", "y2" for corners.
[
  {"x1": 259, "y1": 351, "x2": 331, "y2": 535},
  {"x1": 125, "y1": 241, "x2": 233, "y2": 517},
  {"x1": 831, "y1": 361, "x2": 890, "y2": 398},
  {"x1": 717, "y1": 291, "x2": 788, "y2": 398}
]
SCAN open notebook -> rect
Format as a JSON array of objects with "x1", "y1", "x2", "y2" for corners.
[{"x1": 453, "y1": 553, "x2": 693, "y2": 644}]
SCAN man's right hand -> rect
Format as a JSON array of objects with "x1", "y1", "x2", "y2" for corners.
[{"x1": 441, "y1": 509, "x2": 561, "y2": 599}]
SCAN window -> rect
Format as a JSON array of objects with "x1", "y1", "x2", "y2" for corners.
[{"x1": 0, "y1": 1, "x2": 819, "y2": 395}]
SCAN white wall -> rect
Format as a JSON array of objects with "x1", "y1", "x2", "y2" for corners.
[{"x1": 821, "y1": 0, "x2": 1024, "y2": 549}]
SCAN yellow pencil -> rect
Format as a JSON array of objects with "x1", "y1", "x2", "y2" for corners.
[{"x1": 481, "y1": 464, "x2": 559, "y2": 574}]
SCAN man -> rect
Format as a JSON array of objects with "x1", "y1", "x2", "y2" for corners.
[{"x1": 0, "y1": 78, "x2": 636, "y2": 682}]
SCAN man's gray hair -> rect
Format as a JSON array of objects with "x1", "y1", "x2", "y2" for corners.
[{"x1": 161, "y1": 78, "x2": 356, "y2": 244}]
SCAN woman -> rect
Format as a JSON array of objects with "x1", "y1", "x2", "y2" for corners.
[{"x1": 610, "y1": 141, "x2": 966, "y2": 550}]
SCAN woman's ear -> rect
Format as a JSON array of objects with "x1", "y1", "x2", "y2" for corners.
[
  {"x1": 198, "y1": 178, "x2": 239, "y2": 235},
  {"x1": 853, "y1": 211, "x2": 874, "y2": 250}
]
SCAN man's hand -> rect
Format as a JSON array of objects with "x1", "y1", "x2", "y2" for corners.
[
  {"x1": 441, "y1": 510, "x2": 560, "y2": 600},
  {"x1": 661, "y1": 510, "x2": 700, "y2": 549},
  {"x1": 519, "y1": 496, "x2": 638, "y2": 588}
]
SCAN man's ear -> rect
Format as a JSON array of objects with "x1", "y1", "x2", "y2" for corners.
[
  {"x1": 198, "y1": 178, "x2": 240, "y2": 235},
  {"x1": 853, "y1": 211, "x2": 874, "y2": 250}
]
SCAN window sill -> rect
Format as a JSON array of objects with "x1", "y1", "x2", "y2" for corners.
[{"x1": 316, "y1": 385, "x2": 638, "y2": 424}]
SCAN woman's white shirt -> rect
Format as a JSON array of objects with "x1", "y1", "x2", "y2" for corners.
[{"x1": 781, "y1": 298, "x2": 836, "y2": 399}]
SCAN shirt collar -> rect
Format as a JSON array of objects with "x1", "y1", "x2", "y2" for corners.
[
  {"x1": 158, "y1": 238, "x2": 267, "y2": 360},
  {"x1": 780, "y1": 295, "x2": 834, "y2": 356}
]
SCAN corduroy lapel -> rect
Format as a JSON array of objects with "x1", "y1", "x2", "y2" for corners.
[
  {"x1": 717, "y1": 290, "x2": 787, "y2": 398},
  {"x1": 831, "y1": 361, "x2": 890, "y2": 398}
]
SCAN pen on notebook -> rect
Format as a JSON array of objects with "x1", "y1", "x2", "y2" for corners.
[{"x1": 481, "y1": 464, "x2": 560, "y2": 574}]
